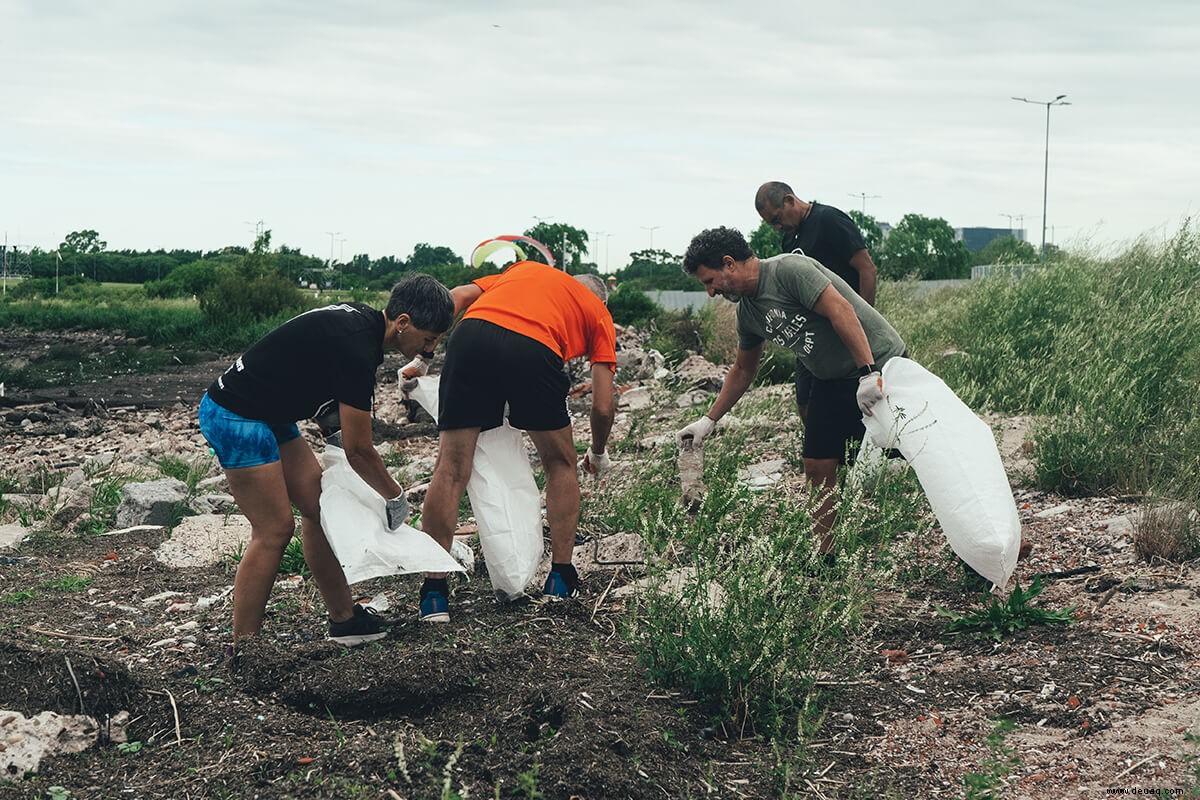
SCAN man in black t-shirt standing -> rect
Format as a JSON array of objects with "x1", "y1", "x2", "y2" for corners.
[
  {"x1": 755, "y1": 181, "x2": 879, "y2": 421},
  {"x1": 199, "y1": 273, "x2": 454, "y2": 647}
]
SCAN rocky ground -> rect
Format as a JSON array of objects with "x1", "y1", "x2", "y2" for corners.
[{"x1": 0, "y1": 328, "x2": 1198, "y2": 799}]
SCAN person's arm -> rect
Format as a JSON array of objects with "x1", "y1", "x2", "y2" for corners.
[
  {"x1": 450, "y1": 284, "x2": 483, "y2": 318},
  {"x1": 338, "y1": 402, "x2": 404, "y2": 500},
  {"x1": 707, "y1": 342, "x2": 764, "y2": 422},
  {"x1": 588, "y1": 363, "x2": 615, "y2": 454},
  {"x1": 811, "y1": 285, "x2": 876, "y2": 369},
  {"x1": 849, "y1": 249, "x2": 878, "y2": 306}
]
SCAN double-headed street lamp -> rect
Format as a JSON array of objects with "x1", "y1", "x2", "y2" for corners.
[{"x1": 1012, "y1": 94, "x2": 1070, "y2": 256}]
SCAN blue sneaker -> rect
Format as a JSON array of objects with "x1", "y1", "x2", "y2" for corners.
[
  {"x1": 419, "y1": 589, "x2": 450, "y2": 623},
  {"x1": 542, "y1": 570, "x2": 579, "y2": 600}
]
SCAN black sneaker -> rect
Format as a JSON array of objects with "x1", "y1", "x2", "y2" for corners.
[
  {"x1": 327, "y1": 604, "x2": 388, "y2": 646},
  {"x1": 542, "y1": 568, "x2": 580, "y2": 600}
]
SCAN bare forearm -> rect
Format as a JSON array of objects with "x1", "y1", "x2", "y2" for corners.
[
  {"x1": 346, "y1": 447, "x2": 404, "y2": 500},
  {"x1": 707, "y1": 362, "x2": 755, "y2": 422}
]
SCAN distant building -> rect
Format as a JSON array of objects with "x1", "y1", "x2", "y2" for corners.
[{"x1": 955, "y1": 226, "x2": 1025, "y2": 253}]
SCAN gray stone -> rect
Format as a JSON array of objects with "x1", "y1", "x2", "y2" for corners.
[
  {"x1": 51, "y1": 484, "x2": 94, "y2": 527},
  {"x1": 674, "y1": 354, "x2": 727, "y2": 392},
  {"x1": 618, "y1": 386, "x2": 652, "y2": 411},
  {"x1": 188, "y1": 492, "x2": 237, "y2": 515},
  {"x1": 115, "y1": 478, "x2": 189, "y2": 528}
]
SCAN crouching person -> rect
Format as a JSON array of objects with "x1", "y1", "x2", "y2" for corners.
[{"x1": 197, "y1": 274, "x2": 454, "y2": 646}]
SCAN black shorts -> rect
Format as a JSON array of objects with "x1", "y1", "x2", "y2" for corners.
[
  {"x1": 802, "y1": 376, "x2": 864, "y2": 464},
  {"x1": 437, "y1": 319, "x2": 571, "y2": 432},
  {"x1": 794, "y1": 359, "x2": 815, "y2": 410}
]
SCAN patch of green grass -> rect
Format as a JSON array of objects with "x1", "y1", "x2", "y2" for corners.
[
  {"x1": 278, "y1": 533, "x2": 311, "y2": 577},
  {"x1": 44, "y1": 575, "x2": 92, "y2": 592},
  {"x1": 158, "y1": 455, "x2": 211, "y2": 495},
  {"x1": 1, "y1": 590, "x2": 36, "y2": 605}
]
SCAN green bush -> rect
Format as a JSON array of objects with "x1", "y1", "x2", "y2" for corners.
[
  {"x1": 200, "y1": 273, "x2": 308, "y2": 325},
  {"x1": 607, "y1": 286, "x2": 660, "y2": 327},
  {"x1": 145, "y1": 260, "x2": 235, "y2": 299}
]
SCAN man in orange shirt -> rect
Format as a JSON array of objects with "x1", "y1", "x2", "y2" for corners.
[{"x1": 418, "y1": 262, "x2": 616, "y2": 621}]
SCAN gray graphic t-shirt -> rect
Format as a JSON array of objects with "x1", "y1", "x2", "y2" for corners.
[{"x1": 735, "y1": 253, "x2": 905, "y2": 380}]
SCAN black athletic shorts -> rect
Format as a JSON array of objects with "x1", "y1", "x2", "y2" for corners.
[
  {"x1": 803, "y1": 375, "x2": 864, "y2": 464},
  {"x1": 437, "y1": 319, "x2": 571, "y2": 432}
]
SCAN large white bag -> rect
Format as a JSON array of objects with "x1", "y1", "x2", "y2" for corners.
[
  {"x1": 319, "y1": 445, "x2": 464, "y2": 584},
  {"x1": 409, "y1": 376, "x2": 544, "y2": 600},
  {"x1": 861, "y1": 358, "x2": 1021, "y2": 589}
]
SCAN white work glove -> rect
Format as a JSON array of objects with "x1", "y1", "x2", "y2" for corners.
[
  {"x1": 856, "y1": 371, "x2": 884, "y2": 415},
  {"x1": 384, "y1": 494, "x2": 409, "y2": 531},
  {"x1": 676, "y1": 416, "x2": 716, "y2": 449},
  {"x1": 582, "y1": 448, "x2": 611, "y2": 476},
  {"x1": 398, "y1": 355, "x2": 430, "y2": 396}
]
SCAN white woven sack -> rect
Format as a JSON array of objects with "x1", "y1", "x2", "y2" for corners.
[
  {"x1": 861, "y1": 358, "x2": 1021, "y2": 589},
  {"x1": 409, "y1": 375, "x2": 544, "y2": 600}
]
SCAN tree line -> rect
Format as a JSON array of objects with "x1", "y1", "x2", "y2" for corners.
[{"x1": 7, "y1": 212, "x2": 1046, "y2": 302}]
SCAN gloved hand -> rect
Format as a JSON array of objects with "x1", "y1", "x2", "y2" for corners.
[
  {"x1": 675, "y1": 416, "x2": 716, "y2": 448},
  {"x1": 398, "y1": 356, "x2": 429, "y2": 396},
  {"x1": 399, "y1": 355, "x2": 430, "y2": 380},
  {"x1": 856, "y1": 371, "x2": 884, "y2": 415},
  {"x1": 582, "y1": 448, "x2": 611, "y2": 476},
  {"x1": 385, "y1": 494, "x2": 409, "y2": 531}
]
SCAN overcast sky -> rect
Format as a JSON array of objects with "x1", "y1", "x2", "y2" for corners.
[{"x1": 3, "y1": 0, "x2": 1197, "y2": 271}]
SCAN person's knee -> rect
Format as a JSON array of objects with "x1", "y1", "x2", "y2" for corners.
[{"x1": 251, "y1": 516, "x2": 298, "y2": 551}]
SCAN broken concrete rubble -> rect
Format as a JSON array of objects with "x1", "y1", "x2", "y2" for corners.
[{"x1": 114, "y1": 477, "x2": 189, "y2": 528}]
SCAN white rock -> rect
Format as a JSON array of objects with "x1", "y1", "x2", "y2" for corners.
[{"x1": 0, "y1": 710, "x2": 99, "y2": 776}]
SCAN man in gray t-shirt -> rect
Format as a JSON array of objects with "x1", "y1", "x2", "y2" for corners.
[{"x1": 675, "y1": 226, "x2": 906, "y2": 558}]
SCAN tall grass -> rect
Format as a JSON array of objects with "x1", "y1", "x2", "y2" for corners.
[
  {"x1": 880, "y1": 221, "x2": 1200, "y2": 496},
  {"x1": 616, "y1": 436, "x2": 927, "y2": 739}
]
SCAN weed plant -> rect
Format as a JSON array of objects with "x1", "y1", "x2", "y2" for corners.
[
  {"x1": 937, "y1": 577, "x2": 1073, "y2": 640},
  {"x1": 626, "y1": 435, "x2": 895, "y2": 739}
]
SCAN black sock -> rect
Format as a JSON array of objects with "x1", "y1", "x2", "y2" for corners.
[{"x1": 421, "y1": 578, "x2": 449, "y2": 598}]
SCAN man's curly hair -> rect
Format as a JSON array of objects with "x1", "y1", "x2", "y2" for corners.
[{"x1": 681, "y1": 226, "x2": 754, "y2": 275}]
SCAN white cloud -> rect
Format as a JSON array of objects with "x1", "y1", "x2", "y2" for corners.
[{"x1": 2, "y1": 0, "x2": 1197, "y2": 264}]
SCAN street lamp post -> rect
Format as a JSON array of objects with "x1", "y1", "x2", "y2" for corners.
[
  {"x1": 1012, "y1": 94, "x2": 1070, "y2": 256},
  {"x1": 848, "y1": 192, "x2": 881, "y2": 213},
  {"x1": 641, "y1": 225, "x2": 661, "y2": 250}
]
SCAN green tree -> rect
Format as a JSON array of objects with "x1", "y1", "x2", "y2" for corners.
[
  {"x1": 407, "y1": 243, "x2": 461, "y2": 272},
  {"x1": 525, "y1": 222, "x2": 589, "y2": 271},
  {"x1": 848, "y1": 210, "x2": 885, "y2": 262},
  {"x1": 617, "y1": 249, "x2": 693, "y2": 290},
  {"x1": 59, "y1": 229, "x2": 107, "y2": 255},
  {"x1": 880, "y1": 214, "x2": 970, "y2": 280},
  {"x1": 971, "y1": 235, "x2": 1038, "y2": 267},
  {"x1": 749, "y1": 221, "x2": 782, "y2": 258}
]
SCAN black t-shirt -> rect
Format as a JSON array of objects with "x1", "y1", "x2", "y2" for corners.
[
  {"x1": 206, "y1": 302, "x2": 385, "y2": 423},
  {"x1": 780, "y1": 202, "x2": 867, "y2": 294}
]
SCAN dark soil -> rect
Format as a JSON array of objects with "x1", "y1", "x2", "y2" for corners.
[{"x1": 1, "y1": 330, "x2": 1198, "y2": 799}]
